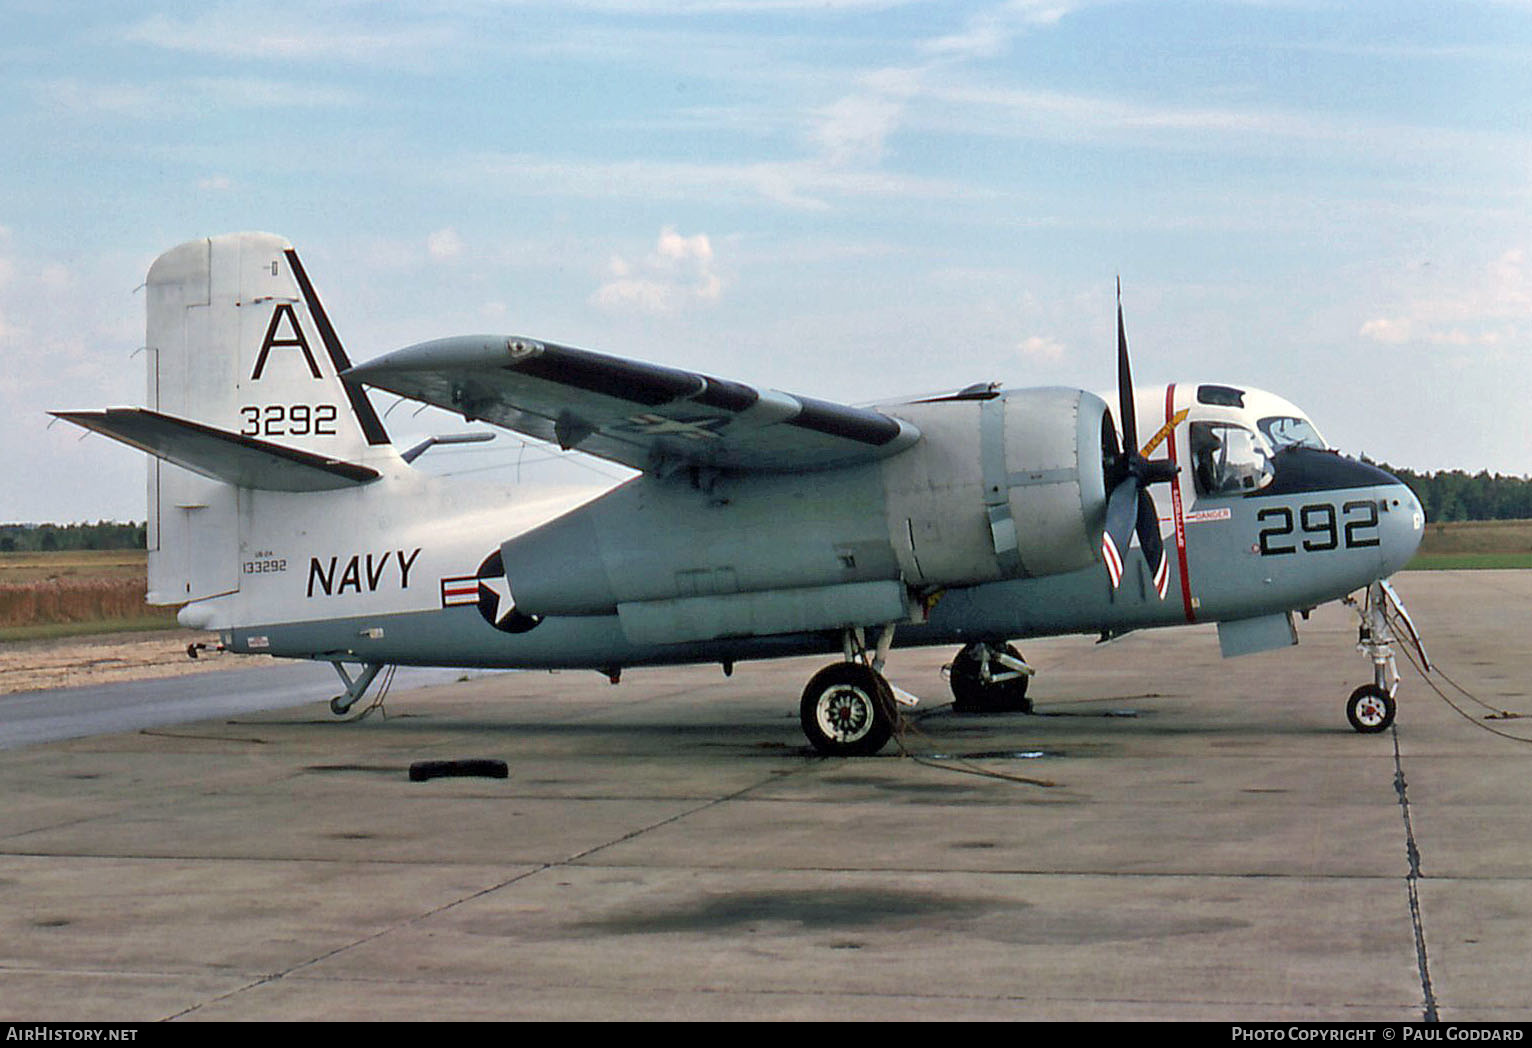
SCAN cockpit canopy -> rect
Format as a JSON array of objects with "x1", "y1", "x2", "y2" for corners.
[
  {"x1": 1257, "y1": 414, "x2": 1326, "y2": 452},
  {"x1": 1191, "y1": 421, "x2": 1274, "y2": 495},
  {"x1": 1179, "y1": 385, "x2": 1329, "y2": 498}
]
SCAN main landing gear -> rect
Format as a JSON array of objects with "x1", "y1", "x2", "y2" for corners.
[
  {"x1": 945, "y1": 641, "x2": 1035, "y2": 714},
  {"x1": 1344, "y1": 579, "x2": 1430, "y2": 734},
  {"x1": 800, "y1": 662, "x2": 898, "y2": 756},
  {"x1": 800, "y1": 626, "x2": 905, "y2": 756},
  {"x1": 798, "y1": 630, "x2": 1037, "y2": 755}
]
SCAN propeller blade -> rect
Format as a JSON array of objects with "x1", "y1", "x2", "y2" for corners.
[
  {"x1": 1101, "y1": 477, "x2": 1138, "y2": 589},
  {"x1": 1136, "y1": 487, "x2": 1170, "y2": 600},
  {"x1": 1116, "y1": 279, "x2": 1139, "y2": 456},
  {"x1": 1102, "y1": 279, "x2": 1176, "y2": 594}
]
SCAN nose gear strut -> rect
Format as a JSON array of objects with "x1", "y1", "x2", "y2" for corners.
[{"x1": 1344, "y1": 579, "x2": 1430, "y2": 733}]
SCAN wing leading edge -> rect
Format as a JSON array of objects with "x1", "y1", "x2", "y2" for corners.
[{"x1": 345, "y1": 336, "x2": 920, "y2": 474}]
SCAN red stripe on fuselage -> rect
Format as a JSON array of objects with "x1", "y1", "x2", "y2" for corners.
[{"x1": 1165, "y1": 383, "x2": 1196, "y2": 622}]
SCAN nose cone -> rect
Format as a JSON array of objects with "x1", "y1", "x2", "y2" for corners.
[{"x1": 1377, "y1": 474, "x2": 1425, "y2": 576}]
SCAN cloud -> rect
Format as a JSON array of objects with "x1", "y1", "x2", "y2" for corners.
[
  {"x1": 922, "y1": 0, "x2": 1079, "y2": 59},
  {"x1": 122, "y1": 11, "x2": 457, "y2": 66},
  {"x1": 1018, "y1": 334, "x2": 1066, "y2": 361},
  {"x1": 35, "y1": 76, "x2": 361, "y2": 119},
  {"x1": 655, "y1": 227, "x2": 713, "y2": 266},
  {"x1": 593, "y1": 227, "x2": 723, "y2": 316},
  {"x1": 811, "y1": 92, "x2": 905, "y2": 167},
  {"x1": 427, "y1": 228, "x2": 465, "y2": 261},
  {"x1": 184, "y1": 77, "x2": 362, "y2": 109},
  {"x1": 808, "y1": 3, "x2": 1079, "y2": 170},
  {"x1": 459, "y1": 152, "x2": 973, "y2": 213},
  {"x1": 1358, "y1": 317, "x2": 1413, "y2": 345},
  {"x1": 1358, "y1": 248, "x2": 1531, "y2": 349},
  {"x1": 39, "y1": 265, "x2": 70, "y2": 291},
  {"x1": 35, "y1": 79, "x2": 163, "y2": 116}
]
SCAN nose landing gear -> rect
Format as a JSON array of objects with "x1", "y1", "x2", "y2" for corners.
[{"x1": 1345, "y1": 579, "x2": 1429, "y2": 734}]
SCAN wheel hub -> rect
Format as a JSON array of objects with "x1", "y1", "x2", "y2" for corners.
[
  {"x1": 819, "y1": 686, "x2": 873, "y2": 742},
  {"x1": 1355, "y1": 696, "x2": 1387, "y2": 726}
]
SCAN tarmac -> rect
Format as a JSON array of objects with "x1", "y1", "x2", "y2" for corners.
[{"x1": 0, "y1": 570, "x2": 1528, "y2": 1022}]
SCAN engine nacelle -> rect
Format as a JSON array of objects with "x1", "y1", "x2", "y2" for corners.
[
  {"x1": 498, "y1": 387, "x2": 1110, "y2": 629},
  {"x1": 877, "y1": 387, "x2": 1110, "y2": 588}
]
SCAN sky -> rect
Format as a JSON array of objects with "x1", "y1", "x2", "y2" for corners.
[{"x1": 4, "y1": 0, "x2": 1531, "y2": 522}]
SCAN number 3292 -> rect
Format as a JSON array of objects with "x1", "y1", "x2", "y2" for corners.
[{"x1": 239, "y1": 404, "x2": 338, "y2": 437}]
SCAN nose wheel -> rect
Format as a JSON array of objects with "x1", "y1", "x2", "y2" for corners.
[{"x1": 1346, "y1": 684, "x2": 1395, "y2": 734}]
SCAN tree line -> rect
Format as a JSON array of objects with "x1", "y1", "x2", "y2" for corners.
[
  {"x1": 1368, "y1": 463, "x2": 1532, "y2": 523},
  {"x1": 0, "y1": 521, "x2": 147, "y2": 552}
]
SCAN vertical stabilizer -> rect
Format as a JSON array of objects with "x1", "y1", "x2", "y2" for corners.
[{"x1": 144, "y1": 233, "x2": 393, "y2": 604}]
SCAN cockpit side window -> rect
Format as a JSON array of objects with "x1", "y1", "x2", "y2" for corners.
[
  {"x1": 1258, "y1": 415, "x2": 1327, "y2": 451},
  {"x1": 1190, "y1": 422, "x2": 1275, "y2": 496}
]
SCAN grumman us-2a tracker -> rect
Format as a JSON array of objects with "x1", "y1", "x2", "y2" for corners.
[{"x1": 56, "y1": 233, "x2": 1429, "y2": 755}]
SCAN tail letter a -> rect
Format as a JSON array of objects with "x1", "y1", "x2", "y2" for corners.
[{"x1": 252, "y1": 303, "x2": 322, "y2": 380}]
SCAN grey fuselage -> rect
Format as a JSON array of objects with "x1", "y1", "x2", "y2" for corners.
[{"x1": 213, "y1": 385, "x2": 1424, "y2": 676}]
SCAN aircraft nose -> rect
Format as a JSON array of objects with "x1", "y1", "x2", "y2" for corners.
[{"x1": 1377, "y1": 473, "x2": 1425, "y2": 576}]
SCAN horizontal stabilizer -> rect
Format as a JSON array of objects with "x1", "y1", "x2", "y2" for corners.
[{"x1": 52, "y1": 408, "x2": 380, "y2": 491}]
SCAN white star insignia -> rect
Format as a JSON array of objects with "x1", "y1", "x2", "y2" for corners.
[{"x1": 477, "y1": 574, "x2": 522, "y2": 629}]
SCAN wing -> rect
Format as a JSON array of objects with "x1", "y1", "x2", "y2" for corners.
[{"x1": 345, "y1": 336, "x2": 920, "y2": 473}]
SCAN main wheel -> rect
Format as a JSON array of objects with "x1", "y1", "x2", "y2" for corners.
[
  {"x1": 800, "y1": 663, "x2": 896, "y2": 756},
  {"x1": 1346, "y1": 684, "x2": 1396, "y2": 733},
  {"x1": 948, "y1": 642, "x2": 1032, "y2": 713}
]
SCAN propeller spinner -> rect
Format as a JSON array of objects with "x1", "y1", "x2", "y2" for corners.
[{"x1": 1102, "y1": 282, "x2": 1179, "y2": 597}]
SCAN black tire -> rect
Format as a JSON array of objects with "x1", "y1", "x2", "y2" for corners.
[
  {"x1": 800, "y1": 663, "x2": 896, "y2": 756},
  {"x1": 948, "y1": 642, "x2": 1032, "y2": 713},
  {"x1": 409, "y1": 759, "x2": 509, "y2": 782},
  {"x1": 1346, "y1": 684, "x2": 1396, "y2": 734}
]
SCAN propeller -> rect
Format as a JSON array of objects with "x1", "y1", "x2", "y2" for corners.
[{"x1": 1102, "y1": 281, "x2": 1178, "y2": 598}]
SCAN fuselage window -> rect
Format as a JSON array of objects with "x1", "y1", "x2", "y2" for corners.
[{"x1": 1190, "y1": 422, "x2": 1275, "y2": 496}]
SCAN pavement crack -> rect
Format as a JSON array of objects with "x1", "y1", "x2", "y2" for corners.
[
  {"x1": 1392, "y1": 725, "x2": 1438, "y2": 1023},
  {"x1": 160, "y1": 763, "x2": 811, "y2": 1020}
]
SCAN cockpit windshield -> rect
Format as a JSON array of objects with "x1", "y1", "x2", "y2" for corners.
[
  {"x1": 1191, "y1": 422, "x2": 1275, "y2": 496},
  {"x1": 1258, "y1": 415, "x2": 1327, "y2": 452}
]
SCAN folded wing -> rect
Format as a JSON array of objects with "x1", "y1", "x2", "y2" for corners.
[{"x1": 345, "y1": 336, "x2": 920, "y2": 474}]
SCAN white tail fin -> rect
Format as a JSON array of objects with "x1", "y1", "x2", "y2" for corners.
[
  {"x1": 144, "y1": 233, "x2": 394, "y2": 603},
  {"x1": 146, "y1": 233, "x2": 391, "y2": 456}
]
